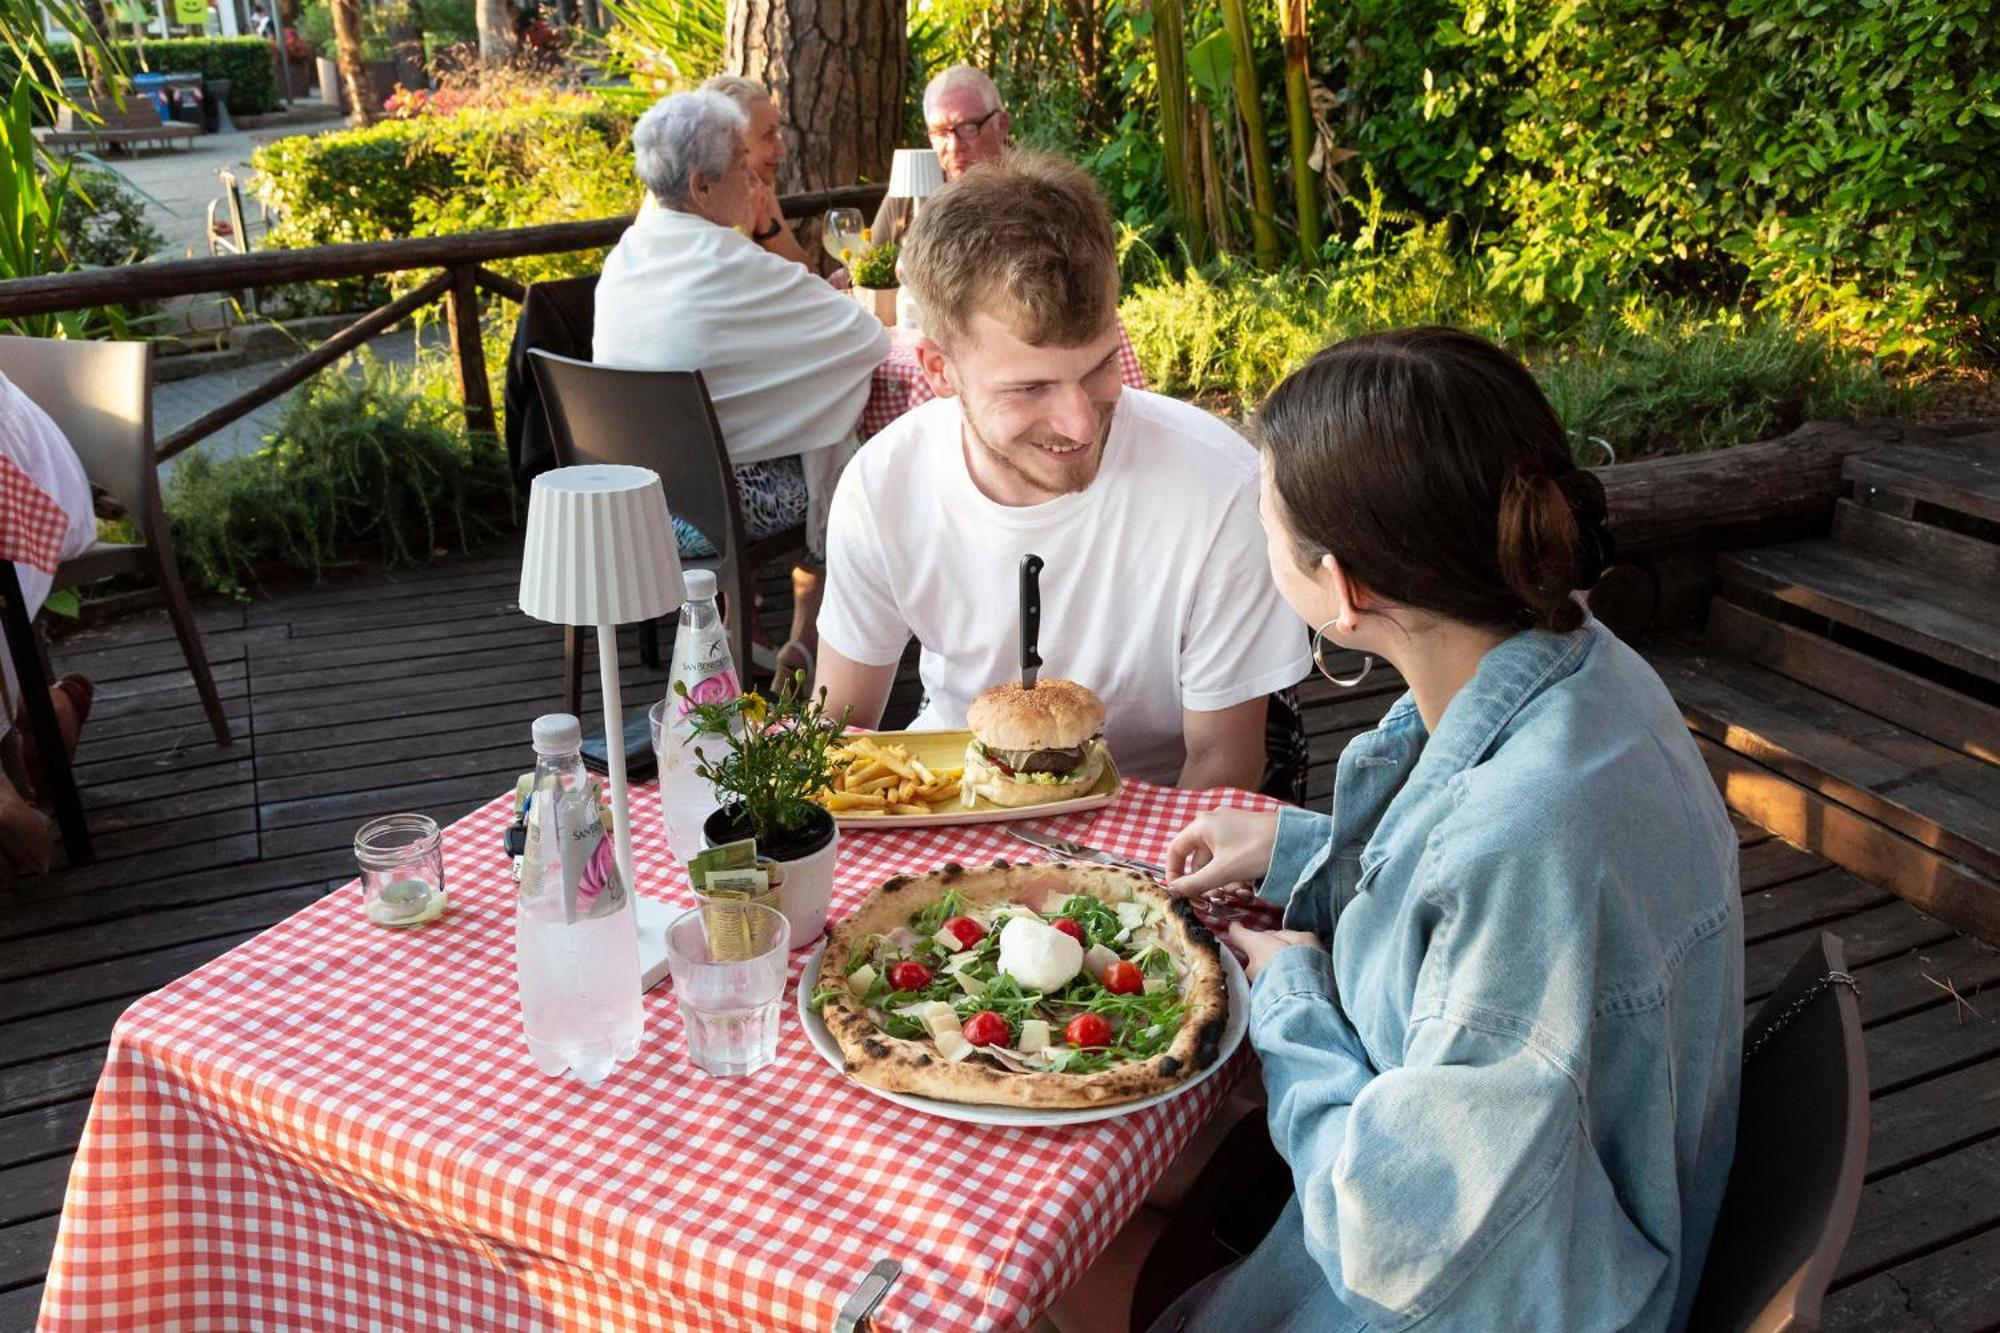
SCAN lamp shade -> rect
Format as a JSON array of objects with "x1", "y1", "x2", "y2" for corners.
[
  {"x1": 887, "y1": 147, "x2": 945, "y2": 199},
  {"x1": 519, "y1": 464, "x2": 684, "y2": 627}
]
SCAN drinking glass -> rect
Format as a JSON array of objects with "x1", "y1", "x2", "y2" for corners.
[
  {"x1": 354, "y1": 813, "x2": 447, "y2": 926},
  {"x1": 664, "y1": 901, "x2": 790, "y2": 1076},
  {"x1": 821, "y1": 207, "x2": 865, "y2": 263}
]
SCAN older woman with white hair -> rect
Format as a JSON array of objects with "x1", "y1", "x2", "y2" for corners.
[{"x1": 595, "y1": 90, "x2": 890, "y2": 676}]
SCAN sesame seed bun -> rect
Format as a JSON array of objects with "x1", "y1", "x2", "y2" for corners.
[{"x1": 966, "y1": 679, "x2": 1106, "y2": 752}]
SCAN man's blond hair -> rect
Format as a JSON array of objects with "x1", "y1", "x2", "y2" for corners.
[{"x1": 901, "y1": 152, "x2": 1118, "y2": 350}]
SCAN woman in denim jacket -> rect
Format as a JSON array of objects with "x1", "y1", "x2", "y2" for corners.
[{"x1": 1156, "y1": 329, "x2": 1742, "y2": 1332}]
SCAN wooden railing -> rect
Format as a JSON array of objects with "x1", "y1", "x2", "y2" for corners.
[{"x1": 0, "y1": 183, "x2": 887, "y2": 463}]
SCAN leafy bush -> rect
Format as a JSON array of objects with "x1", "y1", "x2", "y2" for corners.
[
  {"x1": 254, "y1": 94, "x2": 633, "y2": 250},
  {"x1": 1120, "y1": 215, "x2": 1907, "y2": 459},
  {"x1": 165, "y1": 351, "x2": 515, "y2": 598},
  {"x1": 59, "y1": 167, "x2": 165, "y2": 269},
  {"x1": 47, "y1": 38, "x2": 279, "y2": 114}
]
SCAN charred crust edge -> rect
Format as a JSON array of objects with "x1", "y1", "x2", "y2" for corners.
[
  {"x1": 1168, "y1": 895, "x2": 1219, "y2": 950},
  {"x1": 881, "y1": 875, "x2": 913, "y2": 893},
  {"x1": 1193, "y1": 1016, "x2": 1225, "y2": 1069}
]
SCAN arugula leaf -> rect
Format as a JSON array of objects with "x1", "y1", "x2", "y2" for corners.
[
  {"x1": 882, "y1": 1013, "x2": 927, "y2": 1039},
  {"x1": 808, "y1": 985, "x2": 845, "y2": 1009},
  {"x1": 910, "y1": 888, "x2": 967, "y2": 938},
  {"x1": 1056, "y1": 895, "x2": 1124, "y2": 949}
]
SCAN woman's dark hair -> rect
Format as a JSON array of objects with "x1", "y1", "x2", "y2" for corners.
[{"x1": 1255, "y1": 326, "x2": 1612, "y2": 634}]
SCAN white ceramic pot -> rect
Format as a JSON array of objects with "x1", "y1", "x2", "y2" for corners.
[{"x1": 700, "y1": 807, "x2": 839, "y2": 950}]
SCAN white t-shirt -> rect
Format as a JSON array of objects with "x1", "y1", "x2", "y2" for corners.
[{"x1": 817, "y1": 390, "x2": 1310, "y2": 784}]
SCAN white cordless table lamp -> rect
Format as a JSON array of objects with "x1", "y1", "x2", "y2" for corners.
[{"x1": 518, "y1": 464, "x2": 683, "y2": 896}]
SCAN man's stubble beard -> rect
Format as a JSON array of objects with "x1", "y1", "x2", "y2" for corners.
[{"x1": 961, "y1": 398, "x2": 1114, "y2": 499}]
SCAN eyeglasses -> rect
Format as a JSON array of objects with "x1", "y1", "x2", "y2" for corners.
[{"x1": 927, "y1": 107, "x2": 1002, "y2": 145}]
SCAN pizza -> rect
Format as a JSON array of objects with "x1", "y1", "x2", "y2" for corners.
[{"x1": 809, "y1": 861, "x2": 1230, "y2": 1109}]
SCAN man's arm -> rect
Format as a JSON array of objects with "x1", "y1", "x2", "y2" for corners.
[
  {"x1": 815, "y1": 642, "x2": 899, "y2": 731},
  {"x1": 1179, "y1": 695, "x2": 1268, "y2": 792}
]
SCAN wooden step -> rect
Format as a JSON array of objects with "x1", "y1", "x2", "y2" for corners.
[
  {"x1": 1688, "y1": 735, "x2": 2000, "y2": 944},
  {"x1": 1649, "y1": 639, "x2": 2000, "y2": 880},
  {"x1": 1705, "y1": 599, "x2": 2000, "y2": 765},
  {"x1": 1844, "y1": 433, "x2": 2000, "y2": 525},
  {"x1": 1717, "y1": 540, "x2": 2000, "y2": 685},
  {"x1": 1832, "y1": 498, "x2": 2000, "y2": 585}
]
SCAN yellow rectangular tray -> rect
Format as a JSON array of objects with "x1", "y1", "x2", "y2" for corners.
[{"x1": 825, "y1": 729, "x2": 1119, "y2": 829}]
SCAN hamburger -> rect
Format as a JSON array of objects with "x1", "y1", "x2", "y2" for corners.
[{"x1": 962, "y1": 679, "x2": 1110, "y2": 808}]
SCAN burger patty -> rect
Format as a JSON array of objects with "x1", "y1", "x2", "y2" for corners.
[{"x1": 981, "y1": 744, "x2": 1088, "y2": 776}]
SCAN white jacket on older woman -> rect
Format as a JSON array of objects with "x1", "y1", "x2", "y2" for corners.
[{"x1": 593, "y1": 204, "x2": 889, "y2": 552}]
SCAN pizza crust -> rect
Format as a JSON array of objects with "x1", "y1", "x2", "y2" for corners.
[{"x1": 817, "y1": 861, "x2": 1230, "y2": 1109}]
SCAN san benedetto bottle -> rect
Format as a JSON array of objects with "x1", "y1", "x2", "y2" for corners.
[{"x1": 516, "y1": 713, "x2": 643, "y2": 1085}]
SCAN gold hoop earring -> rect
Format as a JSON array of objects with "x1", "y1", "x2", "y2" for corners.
[{"x1": 1311, "y1": 618, "x2": 1373, "y2": 689}]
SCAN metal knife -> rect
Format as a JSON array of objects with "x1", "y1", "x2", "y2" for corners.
[
  {"x1": 1019, "y1": 553, "x2": 1044, "y2": 690},
  {"x1": 1009, "y1": 826, "x2": 1165, "y2": 879}
]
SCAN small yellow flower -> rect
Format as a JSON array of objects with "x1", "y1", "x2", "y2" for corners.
[
  {"x1": 839, "y1": 247, "x2": 853, "y2": 261},
  {"x1": 741, "y1": 692, "x2": 769, "y2": 727},
  {"x1": 860, "y1": 227, "x2": 872, "y2": 243}
]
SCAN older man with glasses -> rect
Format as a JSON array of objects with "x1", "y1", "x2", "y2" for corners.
[{"x1": 870, "y1": 66, "x2": 1012, "y2": 247}]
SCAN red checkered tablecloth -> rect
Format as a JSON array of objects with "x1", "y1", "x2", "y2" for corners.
[
  {"x1": 861, "y1": 323, "x2": 1149, "y2": 438},
  {"x1": 0, "y1": 452, "x2": 70, "y2": 574},
  {"x1": 39, "y1": 779, "x2": 1278, "y2": 1332}
]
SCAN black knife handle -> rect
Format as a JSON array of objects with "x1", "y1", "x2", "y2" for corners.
[{"x1": 1020, "y1": 553, "x2": 1044, "y2": 686}]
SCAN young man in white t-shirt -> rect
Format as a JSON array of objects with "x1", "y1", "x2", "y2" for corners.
[{"x1": 814, "y1": 153, "x2": 1309, "y2": 789}]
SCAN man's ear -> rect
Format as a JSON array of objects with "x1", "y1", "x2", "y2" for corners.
[{"x1": 914, "y1": 336, "x2": 958, "y2": 399}]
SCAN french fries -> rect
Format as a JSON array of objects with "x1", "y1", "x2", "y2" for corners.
[{"x1": 814, "y1": 736, "x2": 963, "y2": 815}]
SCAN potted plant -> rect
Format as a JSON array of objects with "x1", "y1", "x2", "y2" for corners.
[
  {"x1": 849, "y1": 238, "x2": 899, "y2": 326},
  {"x1": 680, "y1": 672, "x2": 848, "y2": 949}
]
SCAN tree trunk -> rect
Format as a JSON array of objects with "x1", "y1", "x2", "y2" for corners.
[
  {"x1": 726, "y1": 0, "x2": 906, "y2": 196},
  {"x1": 329, "y1": 0, "x2": 375, "y2": 125},
  {"x1": 1278, "y1": 0, "x2": 1321, "y2": 265},
  {"x1": 476, "y1": 0, "x2": 512, "y2": 63}
]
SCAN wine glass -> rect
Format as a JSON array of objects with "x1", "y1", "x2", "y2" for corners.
[{"x1": 821, "y1": 207, "x2": 865, "y2": 264}]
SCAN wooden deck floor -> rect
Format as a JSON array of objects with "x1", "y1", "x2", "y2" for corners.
[{"x1": 2, "y1": 548, "x2": 1997, "y2": 1329}]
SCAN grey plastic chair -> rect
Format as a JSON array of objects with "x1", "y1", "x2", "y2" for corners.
[
  {"x1": 527, "y1": 349, "x2": 808, "y2": 715},
  {"x1": 0, "y1": 336, "x2": 232, "y2": 746},
  {"x1": 1689, "y1": 932, "x2": 1870, "y2": 1332}
]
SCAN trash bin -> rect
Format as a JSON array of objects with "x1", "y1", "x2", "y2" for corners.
[
  {"x1": 202, "y1": 77, "x2": 231, "y2": 133},
  {"x1": 132, "y1": 71, "x2": 172, "y2": 123},
  {"x1": 163, "y1": 71, "x2": 205, "y2": 126}
]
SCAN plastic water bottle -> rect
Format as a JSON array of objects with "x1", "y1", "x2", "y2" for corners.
[
  {"x1": 516, "y1": 713, "x2": 644, "y2": 1086},
  {"x1": 656, "y1": 569, "x2": 738, "y2": 864}
]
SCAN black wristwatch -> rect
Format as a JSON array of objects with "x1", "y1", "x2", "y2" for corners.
[{"x1": 753, "y1": 217, "x2": 784, "y2": 243}]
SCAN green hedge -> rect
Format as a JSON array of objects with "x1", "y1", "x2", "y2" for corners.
[
  {"x1": 253, "y1": 97, "x2": 637, "y2": 288},
  {"x1": 51, "y1": 38, "x2": 278, "y2": 115}
]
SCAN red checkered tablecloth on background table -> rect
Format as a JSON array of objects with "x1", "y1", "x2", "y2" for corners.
[
  {"x1": 860, "y1": 323, "x2": 1150, "y2": 439},
  {"x1": 0, "y1": 452, "x2": 70, "y2": 574},
  {"x1": 39, "y1": 778, "x2": 1278, "y2": 1332}
]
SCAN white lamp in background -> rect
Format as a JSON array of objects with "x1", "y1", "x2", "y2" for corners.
[
  {"x1": 887, "y1": 146, "x2": 945, "y2": 204},
  {"x1": 885, "y1": 148, "x2": 945, "y2": 330},
  {"x1": 518, "y1": 465, "x2": 683, "y2": 895}
]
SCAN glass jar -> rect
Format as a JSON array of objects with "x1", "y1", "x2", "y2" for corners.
[{"x1": 354, "y1": 813, "x2": 448, "y2": 927}]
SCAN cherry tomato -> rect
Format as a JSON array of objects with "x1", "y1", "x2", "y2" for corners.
[
  {"x1": 942, "y1": 916, "x2": 987, "y2": 950},
  {"x1": 1050, "y1": 917, "x2": 1087, "y2": 946},
  {"x1": 1064, "y1": 1013, "x2": 1113, "y2": 1049},
  {"x1": 1101, "y1": 960, "x2": 1145, "y2": 995},
  {"x1": 887, "y1": 961, "x2": 933, "y2": 992},
  {"x1": 961, "y1": 1011, "x2": 1010, "y2": 1048}
]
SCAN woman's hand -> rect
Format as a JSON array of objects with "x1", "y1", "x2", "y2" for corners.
[
  {"x1": 1228, "y1": 922, "x2": 1325, "y2": 983},
  {"x1": 1165, "y1": 807, "x2": 1279, "y2": 895}
]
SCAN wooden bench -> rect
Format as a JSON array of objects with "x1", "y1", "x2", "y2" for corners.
[{"x1": 33, "y1": 94, "x2": 200, "y2": 153}]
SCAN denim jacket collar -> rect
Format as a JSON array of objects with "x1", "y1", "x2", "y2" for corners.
[{"x1": 1402, "y1": 623, "x2": 1594, "y2": 795}]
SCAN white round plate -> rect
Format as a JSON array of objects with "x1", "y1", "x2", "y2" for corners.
[{"x1": 795, "y1": 942, "x2": 1250, "y2": 1128}]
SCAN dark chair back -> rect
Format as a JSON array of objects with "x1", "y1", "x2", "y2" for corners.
[
  {"x1": 1689, "y1": 933, "x2": 1870, "y2": 1332},
  {"x1": 528, "y1": 350, "x2": 806, "y2": 694},
  {"x1": 504, "y1": 275, "x2": 598, "y2": 489}
]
